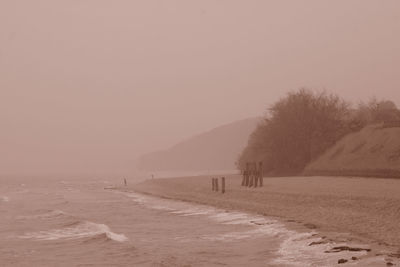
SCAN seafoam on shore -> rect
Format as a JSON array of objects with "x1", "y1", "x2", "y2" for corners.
[
  {"x1": 113, "y1": 189, "x2": 397, "y2": 266},
  {"x1": 124, "y1": 174, "x2": 400, "y2": 266}
]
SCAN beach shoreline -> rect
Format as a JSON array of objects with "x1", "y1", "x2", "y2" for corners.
[{"x1": 116, "y1": 174, "x2": 400, "y2": 265}]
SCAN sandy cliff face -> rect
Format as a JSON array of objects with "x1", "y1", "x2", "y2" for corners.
[
  {"x1": 138, "y1": 117, "x2": 260, "y2": 171},
  {"x1": 305, "y1": 124, "x2": 400, "y2": 177}
]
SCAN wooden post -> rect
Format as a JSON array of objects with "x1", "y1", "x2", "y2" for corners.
[
  {"x1": 258, "y1": 161, "x2": 264, "y2": 187},
  {"x1": 255, "y1": 162, "x2": 258, "y2": 187},
  {"x1": 215, "y1": 178, "x2": 219, "y2": 192},
  {"x1": 124, "y1": 178, "x2": 127, "y2": 186},
  {"x1": 212, "y1": 178, "x2": 215, "y2": 191},
  {"x1": 254, "y1": 164, "x2": 259, "y2": 188},
  {"x1": 221, "y1": 177, "x2": 225, "y2": 194},
  {"x1": 249, "y1": 162, "x2": 254, "y2": 187},
  {"x1": 241, "y1": 169, "x2": 246, "y2": 186},
  {"x1": 245, "y1": 162, "x2": 250, "y2": 186}
]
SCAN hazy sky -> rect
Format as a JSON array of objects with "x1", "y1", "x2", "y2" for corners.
[{"x1": 1, "y1": 1, "x2": 400, "y2": 175}]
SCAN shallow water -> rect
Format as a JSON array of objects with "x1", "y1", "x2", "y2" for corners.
[{"x1": 0, "y1": 176, "x2": 394, "y2": 266}]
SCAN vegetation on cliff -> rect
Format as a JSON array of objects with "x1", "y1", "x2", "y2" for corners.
[{"x1": 238, "y1": 89, "x2": 400, "y2": 175}]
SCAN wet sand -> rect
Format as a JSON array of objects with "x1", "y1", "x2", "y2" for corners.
[{"x1": 125, "y1": 175, "x2": 400, "y2": 261}]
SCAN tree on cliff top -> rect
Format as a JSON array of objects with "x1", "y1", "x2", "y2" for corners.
[{"x1": 238, "y1": 89, "x2": 351, "y2": 175}]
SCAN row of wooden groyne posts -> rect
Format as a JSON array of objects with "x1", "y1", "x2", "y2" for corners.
[{"x1": 211, "y1": 161, "x2": 264, "y2": 194}]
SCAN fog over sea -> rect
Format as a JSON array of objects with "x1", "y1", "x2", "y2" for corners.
[{"x1": 0, "y1": 175, "x2": 387, "y2": 266}]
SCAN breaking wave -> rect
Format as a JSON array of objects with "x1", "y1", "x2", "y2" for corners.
[
  {"x1": 20, "y1": 221, "x2": 128, "y2": 243},
  {"x1": 17, "y1": 209, "x2": 70, "y2": 220},
  {"x1": 119, "y1": 191, "x2": 393, "y2": 266}
]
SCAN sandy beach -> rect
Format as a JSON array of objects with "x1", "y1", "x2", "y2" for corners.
[{"x1": 123, "y1": 175, "x2": 400, "y2": 258}]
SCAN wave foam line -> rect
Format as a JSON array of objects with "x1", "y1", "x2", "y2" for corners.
[
  {"x1": 120, "y1": 191, "x2": 395, "y2": 266},
  {"x1": 20, "y1": 221, "x2": 128, "y2": 242},
  {"x1": 17, "y1": 209, "x2": 69, "y2": 220}
]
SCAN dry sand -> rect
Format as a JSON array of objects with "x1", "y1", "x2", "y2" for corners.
[
  {"x1": 306, "y1": 124, "x2": 400, "y2": 178},
  {"x1": 124, "y1": 175, "x2": 400, "y2": 254}
]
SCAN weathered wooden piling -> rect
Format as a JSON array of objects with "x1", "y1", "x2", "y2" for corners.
[
  {"x1": 259, "y1": 162, "x2": 263, "y2": 187},
  {"x1": 255, "y1": 162, "x2": 258, "y2": 187},
  {"x1": 215, "y1": 178, "x2": 219, "y2": 192},
  {"x1": 221, "y1": 177, "x2": 225, "y2": 194},
  {"x1": 245, "y1": 163, "x2": 250, "y2": 186},
  {"x1": 241, "y1": 169, "x2": 246, "y2": 186},
  {"x1": 241, "y1": 162, "x2": 263, "y2": 189},
  {"x1": 124, "y1": 178, "x2": 127, "y2": 186},
  {"x1": 252, "y1": 162, "x2": 258, "y2": 188},
  {"x1": 212, "y1": 178, "x2": 215, "y2": 191},
  {"x1": 248, "y1": 162, "x2": 255, "y2": 187}
]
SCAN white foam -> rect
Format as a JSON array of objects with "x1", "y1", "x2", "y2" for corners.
[
  {"x1": 200, "y1": 224, "x2": 284, "y2": 242},
  {"x1": 274, "y1": 232, "x2": 374, "y2": 266},
  {"x1": 125, "y1": 193, "x2": 147, "y2": 204},
  {"x1": 121, "y1": 191, "x2": 287, "y2": 241},
  {"x1": 117, "y1": 191, "x2": 397, "y2": 266},
  {"x1": 179, "y1": 210, "x2": 210, "y2": 216},
  {"x1": 170, "y1": 209, "x2": 207, "y2": 215},
  {"x1": 40, "y1": 209, "x2": 66, "y2": 218},
  {"x1": 104, "y1": 228, "x2": 129, "y2": 242},
  {"x1": 150, "y1": 205, "x2": 176, "y2": 211},
  {"x1": 209, "y1": 212, "x2": 259, "y2": 225},
  {"x1": 18, "y1": 209, "x2": 67, "y2": 220},
  {"x1": 20, "y1": 221, "x2": 128, "y2": 242}
]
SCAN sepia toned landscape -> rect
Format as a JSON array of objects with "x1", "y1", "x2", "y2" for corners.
[{"x1": 2, "y1": 1, "x2": 400, "y2": 266}]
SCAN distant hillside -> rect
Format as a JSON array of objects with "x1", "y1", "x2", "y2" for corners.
[
  {"x1": 138, "y1": 117, "x2": 260, "y2": 171},
  {"x1": 305, "y1": 123, "x2": 400, "y2": 177}
]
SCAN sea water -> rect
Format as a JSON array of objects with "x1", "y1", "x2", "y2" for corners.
[{"x1": 0, "y1": 176, "x2": 393, "y2": 266}]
